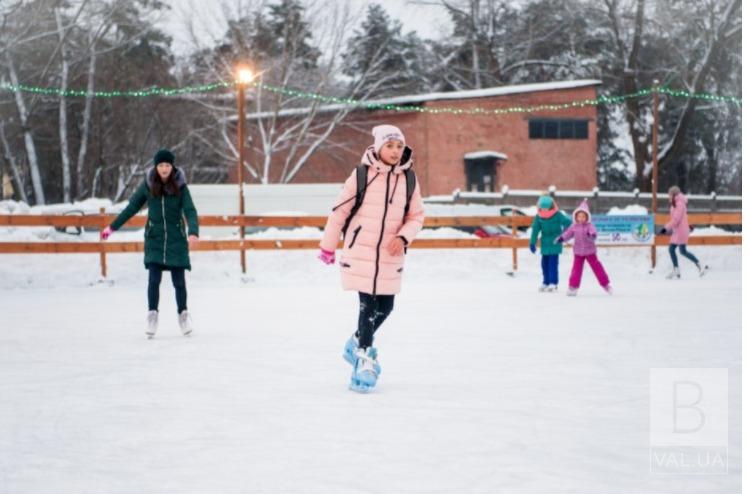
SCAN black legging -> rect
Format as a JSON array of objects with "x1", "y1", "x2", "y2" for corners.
[
  {"x1": 668, "y1": 244, "x2": 700, "y2": 269},
  {"x1": 356, "y1": 293, "x2": 395, "y2": 349},
  {"x1": 148, "y1": 264, "x2": 187, "y2": 313}
]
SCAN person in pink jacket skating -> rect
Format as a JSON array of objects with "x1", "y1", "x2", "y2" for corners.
[
  {"x1": 556, "y1": 199, "x2": 612, "y2": 297},
  {"x1": 318, "y1": 125, "x2": 425, "y2": 392},
  {"x1": 658, "y1": 186, "x2": 707, "y2": 279}
]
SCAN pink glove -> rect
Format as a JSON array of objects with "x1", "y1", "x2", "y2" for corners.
[
  {"x1": 318, "y1": 248, "x2": 335, "y2": 265},
  {"x1": 101, "y1": 226, "x2": 113, "y2": 240}
]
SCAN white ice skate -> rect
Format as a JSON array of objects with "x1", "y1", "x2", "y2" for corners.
[
  {"x1": 698, "y1": 264, "x2": 709, "y2": 277},
  {"x1": 146, "y1": 310, "x2": 158, "y2": 339},
  {"x1": 666, "y1": 267, "x2": 681, "y2": 280},
  {"x1": 178, "y1": 310, "x2": 193, "y2": 336},
  {"x1": 539, "y1": 284, "x2": 549, "y2": 292},
  {"x1": 547, "y1": 285, "x2": 558, "y2": 292},
  {"x1": 567, "y1": 288, "x2": 578, "y2": 297},
  {"x1": 604, "y1": 285, "x2": 613, "y2": 295}
]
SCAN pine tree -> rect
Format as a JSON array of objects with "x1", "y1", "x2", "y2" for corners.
[{"x1": 341, "y1": 3, "x2": 429, "y2": 98}]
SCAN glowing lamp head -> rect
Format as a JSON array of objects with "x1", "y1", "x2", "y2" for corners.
[{"x1": 237, "y1": 68, "x2": 253, "y2": 84}]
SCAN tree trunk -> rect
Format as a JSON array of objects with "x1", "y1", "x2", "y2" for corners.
[
  {"x1": 0, "y1": 122, "x2": 29, "y2": 203},
  {"x1": 5, "y1": 51, "x2": 45, "y2": 204},
  {"x1": 76, "y1": 37, "x2": 97, "y2": 199},
  {"x1": 470, "y1": 1, "x2": 481, "y2": 89},
  {"x1": 55, "y1": 7, "x2": 72, "y2": 203}
]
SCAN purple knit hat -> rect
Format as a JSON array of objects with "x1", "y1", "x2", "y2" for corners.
[{"x1": 572, "y1": 199, "x2": 591, "y2": 222}]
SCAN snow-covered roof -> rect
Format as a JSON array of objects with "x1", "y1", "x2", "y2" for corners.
[
  {"x1": 463, "y1": 151, "x2": 508, "y2": 161},
  {"x1": 370, "y1": 79, "x2": 602, "y2": 105},
  {"x1": 238, "y1": 79, "x2": 602, "y2": 120}
]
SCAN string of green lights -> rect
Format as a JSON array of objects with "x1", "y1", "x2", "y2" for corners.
[
  {"x1": 0, "y1": 80, "x2": 740, "y2": 115},
  {"x1": 0, "y1": 81, "x2": 232, "y2": 98}
]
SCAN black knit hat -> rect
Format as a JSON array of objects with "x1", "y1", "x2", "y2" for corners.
[{"x1": 153, "y1": 148, "x2": 175, "y2": 166}]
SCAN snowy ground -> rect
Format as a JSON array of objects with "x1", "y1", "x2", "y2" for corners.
[{"x1": 0, "y1": 245, "x2": 741, "y2": 493}]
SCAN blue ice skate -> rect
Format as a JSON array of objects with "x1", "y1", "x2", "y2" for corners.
[
  {"x1": 349, "y1": 347, "x2": 379, "y2": 393},
  {"x1": 343, "y1": 335, "x2": 381, "y2": 376},
  {"x1": 343, "y1": 334, "x2": 357, "y2": 365}
]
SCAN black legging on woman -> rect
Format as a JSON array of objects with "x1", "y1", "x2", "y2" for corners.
[
  {"x1": 147, "y1": 263, "x2": 187, "y2": 313},
  {"x1": 356, "y1": 293, "x2": 395, "y2": 349},
  {"x1": 668, "y1": 244, "x2": 700, "y2": 268}
]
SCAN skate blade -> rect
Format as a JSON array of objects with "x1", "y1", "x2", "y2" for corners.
[
  {"x1": 349, "y1": 381, "x2": 375, "y2": 393},
  {"x1": 146, "y1": 334, "x2": 155, "y2": 340}
]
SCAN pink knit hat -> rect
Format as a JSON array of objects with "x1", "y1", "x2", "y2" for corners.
[{"x1": 372, "y1": 125, "x2": 405, "y2": 153}]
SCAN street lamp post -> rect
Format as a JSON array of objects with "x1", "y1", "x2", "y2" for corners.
[{"x1": 236, "y1": 67, "x2": 253, "y2": 274}]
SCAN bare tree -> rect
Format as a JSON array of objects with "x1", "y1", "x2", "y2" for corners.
[
  {"x1": 54, "y1": 1, "x2": 90, "y2": 203},
  {"x1": 655, "y1": 0, "x2": 741, "y2": 174},
  {"x1": 0, "y1": 0, "x2": 52, "y2": 204},
  {"x1": 601, "y1": 0, "x2": 649, "y2": 190},
  {"x1": 0, "y1": 121, "x2": 28, "y2": 203},
  {"x1": 73, "y1": 0, "x2": 153, "y2": 199},
  {"x1": 181, "y1": 0, "x2": 400, "y2": 184},
  {"x1": 598, "y1": 0, "x2": 741, "y2": 191},
  {"x1": 4, "y1": 50, "x2": 46, "y2": 204}
]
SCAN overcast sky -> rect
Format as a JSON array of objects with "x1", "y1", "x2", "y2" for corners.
[{"x1": 158, "y1": 0, "x2": 452, "y2": 57}]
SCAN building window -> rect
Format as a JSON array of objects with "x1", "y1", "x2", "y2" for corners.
[{"x1": 529, "y1": 119, "x2": 588, "y2": 139}]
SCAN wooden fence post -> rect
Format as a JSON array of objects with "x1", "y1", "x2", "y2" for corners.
[{"x1": 99, "y1": 207, "x2": 107, "y2": 279}]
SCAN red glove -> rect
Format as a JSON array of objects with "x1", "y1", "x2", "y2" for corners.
[{"x1": 101, "y1": 226, "x2": 113, "y2": 240}]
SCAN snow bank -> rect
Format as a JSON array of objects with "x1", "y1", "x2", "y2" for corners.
[{"x1": 608, "y1": 204, "x2": 649, "y2": 215}]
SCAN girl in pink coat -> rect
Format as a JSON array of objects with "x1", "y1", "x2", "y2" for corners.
[
  {"x1": 659, "y1": 186, "x2": 706, "y2": 278},
  {"x1": 556, "y1": 199, "x2": 612, "y2": 296},
  {"x1": 318, "y1": 125, "x2": 425, "y2": 392}
]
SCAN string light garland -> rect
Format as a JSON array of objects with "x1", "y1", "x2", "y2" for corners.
[
  {"x1": 0, "y1": 81, "x2": 231, "y2": 98},
  {"x1": 0, "y1": 80, "x2": 740, "y2": 115},
  {"x1": 655, "y1": 86, "x2": 741, "y2": 104}
]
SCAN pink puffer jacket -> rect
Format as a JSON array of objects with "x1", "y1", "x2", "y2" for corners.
[
  {"x1": 559, "y1": 199, "x2": 598, "y2": 256},
  {"x1": 665, "y1": 193, "x2": 690, "y2": 245},
  {"x1": 320, "y1": 146, "x2": 425, "y2": 295}
]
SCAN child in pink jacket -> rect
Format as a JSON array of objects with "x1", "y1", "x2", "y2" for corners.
[
  {"x1": 556, "y1": 199, "x2": 612, "y2": 297},
  {"x1": 318, "y1": 125, "x2": 425, "y2": 393},
  {"x1": 659, "y1": 186, "x2": 706, "y2": 279}
]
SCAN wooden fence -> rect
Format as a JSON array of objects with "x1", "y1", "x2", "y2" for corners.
[{"x1": 0, "y1": 210, "x2": 741, "y2": 277}]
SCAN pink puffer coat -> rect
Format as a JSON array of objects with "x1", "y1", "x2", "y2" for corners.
[
  {"x1": 664, "y1": 193, "x2": 690, "y2": 245},
  {"x1": 320, "y1": 146, "x2": 425, "y2": 295}
]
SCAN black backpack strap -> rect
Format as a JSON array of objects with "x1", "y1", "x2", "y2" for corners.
[
  {"x1": 342, "y1": 165, "x2": 368, "y2": 236},
  {"x1": 404, "y1": 168, "x2": 417, "y2": 217}
]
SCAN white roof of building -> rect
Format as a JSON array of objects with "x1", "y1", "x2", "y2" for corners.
[
  {"x1": 239, "y1": 79, "x2": 602, "y2": 120},
  {"x1": 371, "y1": 79, "x2": 601, "y2": 105}
]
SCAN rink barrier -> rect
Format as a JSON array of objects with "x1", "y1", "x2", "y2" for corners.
[{"x1": 0, "y1": 210, "x2": 741, "y2": 277}]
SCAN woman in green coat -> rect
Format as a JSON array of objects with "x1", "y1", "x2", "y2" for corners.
[
  {"x1": 529, "y1": 195, "x2": 571, "y2": 292},
  {"x1": 101, "y1": 149, "x2": 199, "y2": 338}
]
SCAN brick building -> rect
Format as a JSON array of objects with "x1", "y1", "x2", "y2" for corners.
[{"x1": 238, "y1": 79, "x2": 601, "y2": 197}]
